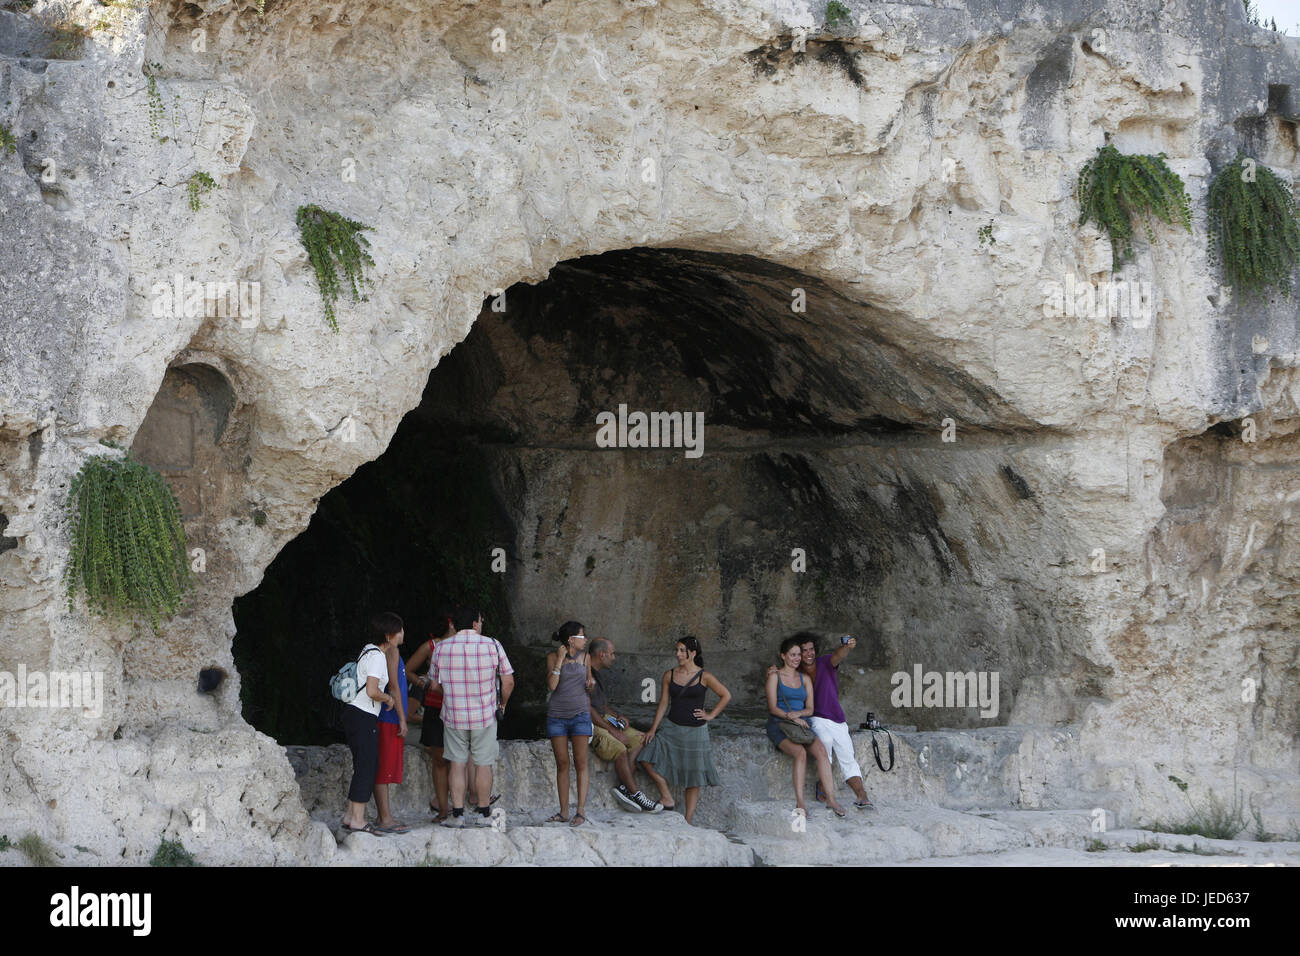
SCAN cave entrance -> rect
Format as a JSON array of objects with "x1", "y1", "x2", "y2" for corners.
[{"x1": 234, "y1": 247, "x2": 1055, "y2": 746}]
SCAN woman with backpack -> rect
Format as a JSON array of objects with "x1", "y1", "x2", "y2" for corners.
[
  {"x1": 340, "y1": 612, "x2": 403, "y2": 835},
  {"x1": 766, "y1": 636, "x2": 845, "y2": 819},
  {"x1": 637, "y1": 636, "x2": 731, "y2": 825}
]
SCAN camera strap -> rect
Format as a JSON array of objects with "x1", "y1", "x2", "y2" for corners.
[{"x1": 870, "y1": 728, "x2": 895, "y2": 772}]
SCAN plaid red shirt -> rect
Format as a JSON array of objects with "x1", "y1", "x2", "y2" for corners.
[{"x1": 431, "y1": 630, "x2": 513, "y2": 730}]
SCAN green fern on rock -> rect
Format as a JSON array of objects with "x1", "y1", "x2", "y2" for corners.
[
  {"x1": 186, "y1": 171, "x2": 216, "y2": 212},
  {"x1": 1076, "y1": 144, "x2": 1193, "y2": 269},
  {"x1": 1207, "y1": 154, "x2": 1300, "y2": 300},
  {"x1": 296, "y1": 204, "x2": 375, "y2": 332},
  {"x1": 64, "y1": 451, "x2": 192, "y2": 632}
]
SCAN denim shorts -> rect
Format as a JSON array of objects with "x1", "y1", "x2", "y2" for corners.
[{"x1": 546, "y1": 712, "x2": 593, "y2": 738}]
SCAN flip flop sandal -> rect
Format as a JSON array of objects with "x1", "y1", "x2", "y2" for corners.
[
  {"x1": 854, "y1": 799, "x2": 875, "y2": 810},
  {"x1": 830, "y1": 805, "x2": 847, "y2": 818},
  {"x1": 546, "y1": 812, "x2": 569, "y2": 823},
  {"x1": 341, "y1": 822, "x2": 384, "y2": 836},
  {"x1": 375, "y1": 822, "x2": 412, "y2": 834},
  {"x1": 569, "y1": 812, "x2": 587, "y2": 828}
]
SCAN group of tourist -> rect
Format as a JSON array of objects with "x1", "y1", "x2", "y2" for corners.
[{"x1": 338, "y1": 608, "x2": 871, "y2": 835}]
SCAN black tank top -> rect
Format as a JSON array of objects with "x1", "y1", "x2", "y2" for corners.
[{"x1": 667, "y1": 669, "x2": 706, "y2": 727}]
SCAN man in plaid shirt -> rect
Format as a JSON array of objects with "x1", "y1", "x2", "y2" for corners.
[{"x1": 431, "y1": 605, "x2": 515, "y2": 827}]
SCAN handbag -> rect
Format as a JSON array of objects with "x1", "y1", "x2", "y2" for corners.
[{"x1": 776, "y1": 680, "x2": 816, "y2": 745}]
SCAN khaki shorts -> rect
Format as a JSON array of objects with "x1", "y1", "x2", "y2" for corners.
[
  {"x1": 591, "y1": 722, "x2": 645, "y2": 763},
  {"x1": 444, "y1": 721, "x2": 499, "y2": 765}
]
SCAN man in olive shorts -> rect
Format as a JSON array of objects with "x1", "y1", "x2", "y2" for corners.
[{"x1": 588, "y1": 638, "x2": 663, "y2": 813}]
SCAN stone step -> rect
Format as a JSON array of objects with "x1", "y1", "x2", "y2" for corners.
[
  {"x1": 723, "y1": 799, "x2": 1044, "y2": 865},
  {"x1": 328, "y1": 809, "x2": 753, "y2": 867},
  {"x1": 289, "y1": 722, "x2": 1116, "y2": 832},
  {"x1": 1096, "y1": 828, "x2": 1300, "y2": 860}
]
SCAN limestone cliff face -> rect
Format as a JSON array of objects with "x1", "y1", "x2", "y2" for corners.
[{"x1": 1, "y1": 0, "x2": 1299, "y2": 862}]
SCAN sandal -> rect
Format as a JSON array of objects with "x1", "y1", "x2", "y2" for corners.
[
  {"x1": 815, "y1": 784, "x2": 828, "y2": 803},
  {"x1": 546, "y1": 812, "x2": 569, "y2": 823},
  {"x1": 341, "y1": 822, "x2": 384, "y2": 836},
  {"x1": 375, "y1": 822, "x2": 412, "y2": 834},
  {"x1": 829, "y1": 805, "x2": 847, "y2": 818},
  {"x1": 470, "y1": 793, "x2": 502, "y2": 812},
  {"x1": 569, "y1": 812, "x2": 587, "y2": 828}
]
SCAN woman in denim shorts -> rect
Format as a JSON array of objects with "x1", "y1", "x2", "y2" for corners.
[{"x1": 545, "y1": 621, "x2": 592, "y2": 827}]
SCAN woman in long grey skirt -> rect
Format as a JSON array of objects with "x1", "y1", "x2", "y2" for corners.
[{"x1": 637, "y1": 636, "x2": 731, "y2": 824}]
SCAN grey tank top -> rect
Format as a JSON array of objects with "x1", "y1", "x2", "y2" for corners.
[{"x1": 548, "y1": 654, "x2": 590, "y2": 719}]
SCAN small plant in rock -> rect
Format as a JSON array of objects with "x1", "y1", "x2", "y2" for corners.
[
  {"x1": 1076, "y1": 144, "x2": 1193, "y2": 269},
  {"x1": 0, "y1": 835, "x2": 11, "y2": 851},
  {"x1": 64, "y1": 450, "x2": 192, "y2": 633},
  {"x1": 1151, "y1": 779, "x2": 1247, "y2": 841},
  {"x1": 255, "y1": 0, "x2": 266, "y2": 15},
  {"x1": 825, "y1": 1, "x2": 852, "y2": 29},
  {"x1": 48, "y1": 25, "x2": 85, "y2": 58},
  {"x1": 0, "y1": 123, "x2": 15, "y2": 157},
  {"x1": 296, "y1": 204, "x2": 375, "y2": 332},
  {"x1": 18, "y1": 833, "x2": 56, "y2": 866},
  {"x1": 1128, "y1": 840, "x2": 1161, "y2": 852},
  {"x1": 144, "y1": 62, "x2": 166, "y2": 141},
  {"x1": 186, "y1": 170, "x2": 217, "y2": 212},
  {"x1": 1084, "y1": 838, "x2": 1107, "y2": 852},
  {"x1": 977, "y1": 221, "x2": 995, "y2": 248},
  {"x1": 1207, "y1": 153, "x2": 1300, "y2": 300},
  {"x1": 150, "y1": 838, "x2": 198, "y2": 866}
]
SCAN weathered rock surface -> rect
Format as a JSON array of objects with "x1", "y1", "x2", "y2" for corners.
[{"x1": 1, "y1": 0, "x2": 1299, "y2": 864}]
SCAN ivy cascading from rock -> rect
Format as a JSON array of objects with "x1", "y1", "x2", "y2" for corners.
[
  {"x1": 1075, "y1": 144, "x2": 1193, "y2": 270},
  {"x1": 1207, "y1": 154, "x2": 1300, "y2": 301},
  {"x1": 295, "y1": 204, "x2": 375, "y2": 332},
  {"x1": 63, "y1": 449, "x2": 192, "y2": 633}
]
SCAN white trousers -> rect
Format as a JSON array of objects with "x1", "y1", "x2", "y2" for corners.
[{"x1": 809, "y1": 716, "x2": 862, "y2": 782}]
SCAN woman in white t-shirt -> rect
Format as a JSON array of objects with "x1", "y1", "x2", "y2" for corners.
[{"x1": 341, "y1": 612, "x2": 403, "y2": 835}]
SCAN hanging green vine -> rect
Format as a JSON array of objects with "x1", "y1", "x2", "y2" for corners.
[
  {"x1": 1207, "y1": 154, "x2": 1300, "y2": 300},
  {"x1": 0, "y1": 123, "x2": 15, "y2": 157},
  {"x1": 1075, "y1": 144, "x2": 1193, "y2": 269},
  {"x1": 64, "y1": 450, "x2": 192, "y2": 632},
  {"x1": 296, "y1": 204, "x2": 375, "y2": 332},
  {"x1": 186, "y1": 171, "x2": 216, "y2": 212}
]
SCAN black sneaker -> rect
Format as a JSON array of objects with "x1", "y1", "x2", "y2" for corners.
[
  {"x1": 612, "y1": 785, "x2": 642, "y2": 812},
  {"x1": 631, "y1": 790, "x2": 664, "y2": 813}
]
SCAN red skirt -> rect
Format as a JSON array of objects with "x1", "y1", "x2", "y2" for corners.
[{"x1": 375, "y1": 721, "x2": 404, "y2": 784}]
